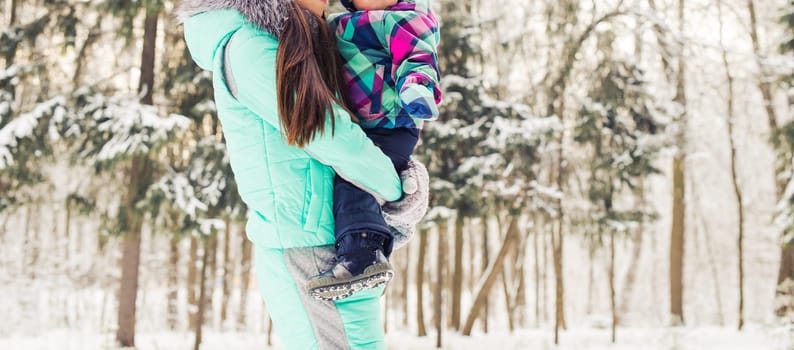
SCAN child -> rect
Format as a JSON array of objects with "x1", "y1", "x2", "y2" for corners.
[{"x1": 306, "y1": 0, "x2": 441, "y2": 300}]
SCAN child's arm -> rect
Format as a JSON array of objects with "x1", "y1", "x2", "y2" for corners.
[{"x1": 383, "y1": 10, "x2": 442, "y2": 120}]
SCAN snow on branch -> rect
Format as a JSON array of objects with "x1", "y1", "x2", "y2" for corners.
[
  {"x1": 0, "y1": 96, "x2": 67, "y2": 170},
  {"x1": 483, "y1": 116, "x2": 561, "y2": 150},
  {"x1": 147, "y1": 136, "x2": 237, "y2": 232},
  {"x1": 775, "y1": 169, "x2": 794, "y2": 240},
  {"x1": 155, "y1": 172, "x2": 209, "y2": 219},
  {"x1": 76, "y1": 93, "x2": 190, "y2": 162}
]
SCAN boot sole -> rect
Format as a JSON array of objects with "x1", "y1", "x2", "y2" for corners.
[{"x1": 307, "y1": 262, "x2": 394, "y2": 301}]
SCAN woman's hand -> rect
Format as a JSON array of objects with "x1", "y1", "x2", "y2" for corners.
[{"x1": 382, "y1": 159, "x2": 430, "y2": 250}]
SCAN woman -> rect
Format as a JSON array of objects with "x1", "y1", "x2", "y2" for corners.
[{"x1": 179, "y1": 0, "x2": 403, "y2": 348}]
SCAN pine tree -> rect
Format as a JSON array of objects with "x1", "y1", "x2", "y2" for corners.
[
  {"x1": 774, "y1": 0, "x2": 794, "y2": 323},
  {"x1": 573, "y1": 32, "x2": 668, "y2": 340},
  {"x1": 155, "y1": 7, "x2": 245, "y2": 333},
  {"x1": 0, "y1": 89, "x2": 68, "y2": 212},
  {"x1": 0, "y1": 1, "x2": 77, "y2": 213},
  {"x1": 71, "y1": 90, "x2": 189, "y2": 346}
]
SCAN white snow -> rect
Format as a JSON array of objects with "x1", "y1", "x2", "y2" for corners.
[
  {"x1": 78, "y1": 94, "x2": 191, "y2": 161},
  {"x1": 0, "y1": 97, "x2": 67, "y2": 170},
  {"x1": 156, "y1": 172, "x2": 209, "y2": 218},
  {"x1": 0, "y1": 327, "x2": 790, "y2": 350}
]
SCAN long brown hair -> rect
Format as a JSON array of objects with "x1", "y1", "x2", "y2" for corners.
[{"x1": 276, "y1": 4, "x2": 350, "y2": 148}]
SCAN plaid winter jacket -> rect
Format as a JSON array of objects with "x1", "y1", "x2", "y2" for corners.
[{"x1": 329, "y1": 0, "x2": 442, "y2": 129}]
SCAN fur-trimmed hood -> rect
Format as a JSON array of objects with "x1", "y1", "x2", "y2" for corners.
[{"x1": 177, "y1": 0, "x2": 293, "y2": 37}]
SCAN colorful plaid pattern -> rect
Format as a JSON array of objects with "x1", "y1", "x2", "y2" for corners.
[{"x1": 329, "y1": 0, "x2": 442, "y2": 129}]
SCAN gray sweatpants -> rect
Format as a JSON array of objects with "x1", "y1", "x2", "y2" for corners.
[{"x1": 254, "y1": 244, "x2": 387, "y2": 349}]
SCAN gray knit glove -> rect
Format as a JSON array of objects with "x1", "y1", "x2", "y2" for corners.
[{"x1": 383, "y1": 159, "x2": 430, "y2": 250}]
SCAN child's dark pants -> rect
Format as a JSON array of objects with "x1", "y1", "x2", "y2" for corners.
[{"x1": 333, "y1": 128, "x2": 419, "y2": 258}]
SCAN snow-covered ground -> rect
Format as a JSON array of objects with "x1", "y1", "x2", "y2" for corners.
[{"x1": 1, "y1": 327, "x2": 792, "y2": 350}]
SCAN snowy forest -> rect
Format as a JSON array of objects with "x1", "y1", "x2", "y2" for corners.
[{"x1": 1, "y1": 0, "x2": 794, "y2": 349}]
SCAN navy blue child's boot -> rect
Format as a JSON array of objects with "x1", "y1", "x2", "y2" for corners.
[{"x1": 307, "y1": 232, "x2": 394, "y2": 301}]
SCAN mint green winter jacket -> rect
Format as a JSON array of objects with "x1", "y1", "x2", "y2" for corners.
[{"x1": 183, "y1": 9, "x2": 402, "y2": 249}]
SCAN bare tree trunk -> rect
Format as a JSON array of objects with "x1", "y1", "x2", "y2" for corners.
[
  {"x1": 552, "y1": 215, "x2": 566, "y2": 342},
  {"x1": 435, "y1": 221, "x2": 447, "y2": 348},
  {"x1": 96, "y1": 216, "x2": 108, "y2": 253},
  {"x1": 690, "y1": 204, "x2": 706, "y2": 325},
  {"x1": 670, "y1": 154, "x2": 686, "y2": 326},
  {"x1": 502, "y1": 216, "x2": 528, "y2": 331},
  {"x1": 64, "y1": 200, "x2": 72, "y2": 262},
  {"x1": 401, "y1": 246, "x2": 410, "y2": 328},
  {"x1": 469, "y1": 219, "x2": 476, "y2": 292},
  {"x1": 5, "y1": 0, "x2": 17, "y2": 27},
  {"x1": 188, "y1": 235, "x2": 199, "y2": 330},
  {"x1": 73, "y1": 17, "x2": 103, "y2": 85},
  {"x1": 609, "y1": 231, "x2": 617, "y2": 343},
  {"x1": 4, "y1": 0, "x2": 18, "y2": 67},
  {"x1": 692, "y1": 185, "x2": 726, "y2": 325},
  {"x1": 745, "y1": 0, "x2": 794, "y2": 318},
  {"x1": 21, "y1": 205, "x2": 29, "y2": 275},
  {"x1": 220, "y1": 218, "x2": 233, "y2": 328},
  {"x1": 619, "y1": 181, "x2": 645, "y2": 322},
  {"x1": 138, "y1": 7, "x2": 158, "y2": 106},
  {"x1": 746, "y1": 0, "x2": 779, "y2": 134},
  {"x1": 669, "y1": 0, "x2": 688, "y2": 327},
  {"x1": 444, "y1": 222, "x2": 453, "y2": 324},
  {"x1": 205, "y1": 233, "x2": 219, "y2": 328},
  {"x1": 462, "y1": 216, "x2": 519, "y2": 335},
  {"x1": 237, "y1": 237, "x2": 253, "y2": 330},
  {"x1": 49, "y1": 207, "x2": 59, "y2": 267},
  {"x1": 0, "y1": 211, "x2": 11, "y2": 244},
  {"x1": 451, "y1": 215, "x2": 464, "y2": 330},
  {"x1": 644, "y1": 213, "x2": 660, "y2": 324},
  {"x1": 501, "y1": 268, "x2": 515, "y2": 332},
  {"x1": 167, "y1": 235, "x2": 180, "y2": 330},
  {"x1": 586, "y1": 242, "x2": 595, "y2": 315},
  {"x1": 194, "y1": 235, "x2": 217, "y2": 350},
  {"x1": 417, "y1": 228, "x2": 428, "y2": 336},
  {"x1": 116, "y1": 5, "x2": 159, "y2": 344},
  {"x1": 515, "y1": 266, "x2": 527, "y2": 328},
  {"x1": 552, "y1": 113, "x2": 568, "y2": 343},
  {"x1": 115, "y1": 206, "x2": 144, "y2": 346},
  {"x1": 533, "y1": 215, "x2": 541, "y2": 327},
  {"x1": 514, "y1": 228, "x2": 527, "y2": 329},
  {"x1": 542, "y1": 218, "x2": 550, "y2": 325},
  {"x1": 267, "y1": 316, "x2": 274, "y2": 346},
  {"x1": 717, "y1": 1, "x2": 745, "y2": 329},
  {"x1": 648, "y1": 0, "x2": 688, "y2": 327},
  {"x1": 28, "y1": 203, "x2": 41, "y2": 277},
  {"x1": 481, "y1": 218, "x2": 489, "y2": 332},
  {"x1": 115, "y1": 154, "x2": 151, "y2": 347},
  {"x1": 778, "y1": 252, "x2": 794, "y2": 316}
]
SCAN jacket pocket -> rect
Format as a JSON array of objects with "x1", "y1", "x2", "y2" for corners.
[{"x1": 302, "y1": 160, "x2": 325, "y2": 232}]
